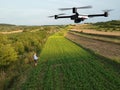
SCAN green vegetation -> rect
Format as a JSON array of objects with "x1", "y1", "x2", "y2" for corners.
[
  {"x1": 0, "y1": 31, "x2": 49, "y2": 90},
  {"x1": 0, "y1": 23, "x2": 120, "y2": 90},
  {"x1": 21, "y1": 31, "x2": 120, "y2": 90},
  {"x1": 0, "y1": 24, "x2": 19, "y2": 32},
  {"x1": 92, "y1": 20, "x2": 120, "y2": 31},
  {"x1": 0, "y1": 23, "x2": 69, "y2": 32},
  {"x1": 0, "y1": 25, "x2": 64, "y2": 90},
  {"x1": 74, "y1": 20, "x2": 120, "y2": 32}
]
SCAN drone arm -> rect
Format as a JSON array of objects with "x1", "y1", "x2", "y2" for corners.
[
  {"x1": 88, "y1": 14, "x2": 104, "y2": 17},
  {"x1": 56, "y1": 15, "x2": 71, "y2": 19},
  {"x1": 88, "y1": 12, "x2": 108, "y2": 17}
]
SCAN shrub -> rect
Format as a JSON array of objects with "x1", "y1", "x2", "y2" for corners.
[{"x1": 0, "y1": 44, "x2": 18, "y2": 67}]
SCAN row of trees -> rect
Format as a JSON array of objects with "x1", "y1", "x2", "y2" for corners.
[
  {"x1": 0, "y1": 35, "x2": 17, "y2": 67},
  {"x1": 83, "y1": 20, "x2": 120, "y2": 31},
  {"x1": 93, "y1": 20, "x2": 120, "y2": 31}
]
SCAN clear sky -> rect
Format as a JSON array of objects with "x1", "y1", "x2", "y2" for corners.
[{"x1": 0, "y1": 0, "x2": 120, "y2": 25}]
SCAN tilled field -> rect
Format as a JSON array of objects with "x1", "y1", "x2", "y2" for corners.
[
  {"x1": 70, "y1": 29, "x2": 120, "y2": 36},
  {"x1": 66, "y1": 32, "x2": 120, "y2": 62},
  {"x1": 21, "y1": 33, "x2": 120, "y2": 90}
]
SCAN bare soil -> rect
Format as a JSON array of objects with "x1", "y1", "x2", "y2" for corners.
[
  {"x1": 0, "y1": 30, "x2": 23, "y2": 34},
  {"x1": 70, "y1": 29, "x2": 120, "y2": 36},
  {"x1": 65, "y1": 32, "x2": 120, "y2": 62}
]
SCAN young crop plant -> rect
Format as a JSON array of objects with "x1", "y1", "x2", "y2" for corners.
[{"x1": 22, "y1": 30, "x2": 120, "y2": 90}]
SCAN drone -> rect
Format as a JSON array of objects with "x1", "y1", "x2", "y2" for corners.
[{"x1": 49, "y1": 6, "x2": 112, "y2": 23}]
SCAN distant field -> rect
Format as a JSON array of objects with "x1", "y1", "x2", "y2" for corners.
[
  {"x1": 71, "y1": 20, "x2": 120, "y2": 32},
  {"x1": 70, "y1": 29, "x2": 120, "y2": 37},
  {"x1": 0, "y1": 30, "x2": 23, "y2": 34},
  {"x1": 22, "y1": 32, "x2": 120, "y2": 90},
  {"x1": 69, "y1": 30, "x2": 120, "y2": 44}
]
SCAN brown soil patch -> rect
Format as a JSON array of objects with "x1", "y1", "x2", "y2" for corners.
[
  {"x1": 0, "y1": 30, "x2": 23, "y2": 34},
  {"x1": 65, "y1": 32, "x2": 120, "y2": 62},
  {"x1": 71, "y1": 29, "x2": 120, "y2": 36}
]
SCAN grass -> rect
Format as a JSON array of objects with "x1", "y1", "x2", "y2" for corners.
[{"x1": 21, "y1": 31, "x2": 120, "y2": 90}]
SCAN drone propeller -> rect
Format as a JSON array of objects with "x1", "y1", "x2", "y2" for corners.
[
  {"x1": 57, "y1": 13, "x2": 66, "y2": 15},
  {"x1": 79, "y1": 14, "x2": 88, "y2": 16},
  {"x1": 48, "y1": 13, "x2": 65, "y2": 18},
  {"x1": 102, "y1": 9, "x2": 113, "y2": 12},
  {"x1": 48, "y1": 16, "x2": 54, "y2": 18},
  {"x1": 59, "y1": 5, "x2": 92, "y2": 10},
  {"x1": 76, "y1": 6, "x2": 92, "y2": 9},
  {"x1": 102, "y1": 9, "x2": 113, "y2": 17}
]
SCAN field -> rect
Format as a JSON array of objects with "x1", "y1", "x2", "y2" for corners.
[
  {"x1": 21, "y1": 31, "x2": 120, "y2": 90},
  {"x1": 0, "y1": 21, "x2": 120, "y2": 90},
  {"x1": 69, "y1": 20, "x2": 120, "y2": 62},
  {"x1": 66, "y1": 32, "x2": 120, "y2": 63},
  {"x1": 72, "y1": 20, "x2": 120, "y2": 32}
]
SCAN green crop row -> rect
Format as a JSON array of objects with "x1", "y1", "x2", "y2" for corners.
[{"x1": 22, "y1": 31, "x2": 120, "y2": 90}]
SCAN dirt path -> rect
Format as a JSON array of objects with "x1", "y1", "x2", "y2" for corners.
[
  {"x1": 65, "y1": 32, "x2": 120, "y2": 62},
  {"x1": 0, "y1": 30, "x2": 23, "y2": 34},
  {"x1": 70, "y1": 29, "x2": 120, "y2": 36}
]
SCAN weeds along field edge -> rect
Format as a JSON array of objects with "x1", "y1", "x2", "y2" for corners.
[{"x1": 22, "y1": 32, "x2": 120, "y2": 90}]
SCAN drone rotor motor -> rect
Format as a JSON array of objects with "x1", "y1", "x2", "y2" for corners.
[
  {"x1": 73, "y1": 7, "x2": 77, "y2": 13},
  {"x1": 55, "y1": 15, "x2": 58, "y2": 19},
  {"x1": 104, "y1": 12, "x2": 108, "y2": 17}
]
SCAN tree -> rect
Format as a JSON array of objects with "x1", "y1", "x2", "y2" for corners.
[
  {"x1": 13, "y1": 42, "x2": 24, "y2": 54},
  {"x1": 0, "y1": 44, "x2": 18, "y2": 67}
]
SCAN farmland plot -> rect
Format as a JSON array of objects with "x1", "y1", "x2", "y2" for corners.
[{"x1": 22, "y1": 33, "x2": 120, "y2": 90}]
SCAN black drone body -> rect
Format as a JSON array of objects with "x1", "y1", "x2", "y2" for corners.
[{"x1": 49, "y1": 6, "x2": 111, "y2": 23}]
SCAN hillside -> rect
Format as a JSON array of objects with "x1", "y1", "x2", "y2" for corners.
[
  {"x1": 0, "y1": 24, "x2": 20, "y2": 32},
  {"x1": 93, "y1": 20, "x2": 120, "y2": 31},
  {"x1": 0, "y1": 24, "x2": 16, "y2": 26}
]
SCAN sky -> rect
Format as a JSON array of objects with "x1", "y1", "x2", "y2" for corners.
[{"x1": 0, "y1": 0, "x2": 120, "y2": 25}]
